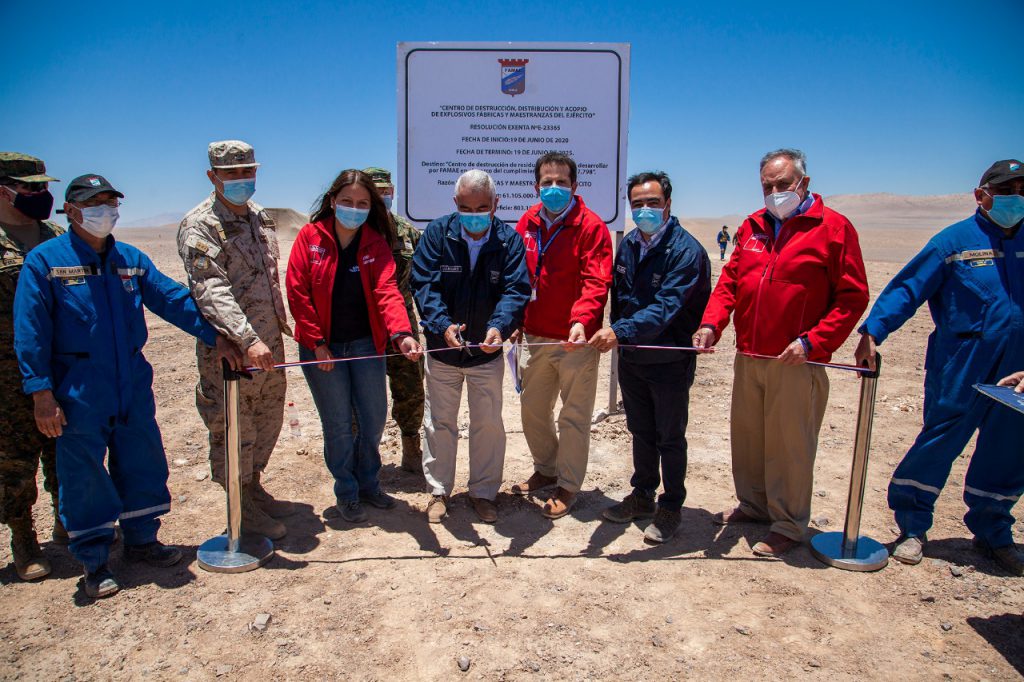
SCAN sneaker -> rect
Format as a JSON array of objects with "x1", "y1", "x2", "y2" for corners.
[
  {"x1": 510, "y1": 472, "x2": 558, "y2": 496},
  {"x1": 124, "y1": 541, "x2": 183, "y2": 567},
  {"x1": 340, "y1": 501, "x2": 368, "y2": 523},
  {"x1": 974, "y1": 539, "x2": 1024, "y2": 576},
  {"x1": 427, "y1": 495, "x2": 448, "y2": 524},
  {"x1": 84, "y1": 565, "x2": 121, "y2": 599},
  {"x1": 752, "y1": 531, "x2": 800, "y2": 557},
  {"x1": 892, "y1": 535, "x2": 925, "y2": 565},
  {"x1": 602, "y1": 491, "x2": 656, "y2": 523},
  {"x1": 644, "y1": 508, "x2": 682, "y2": 544},
  {"x1": 470, "y1": 497, "x2": 498, "y2": 524},
  {"x1": 360, "y1": 490, "x2": 397, "y2": 510}
]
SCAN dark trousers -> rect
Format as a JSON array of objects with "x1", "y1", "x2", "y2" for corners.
[{"x1": 618, "y1": 355, "x2": 695, "y2": 512}]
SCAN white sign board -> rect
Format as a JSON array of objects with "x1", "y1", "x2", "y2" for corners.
[{"x1": 398, "y1": 42, "x2": 630, "y2": 231}]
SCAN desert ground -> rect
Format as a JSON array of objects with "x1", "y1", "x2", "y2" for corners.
[{"x1": 1, "y1": 194, "x2": 1021, "y2": 681}]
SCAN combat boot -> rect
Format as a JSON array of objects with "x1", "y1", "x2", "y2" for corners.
[
  {"x1": 250, "y1": 471, "x2": 297, "y2": 518},
  {"x1": 401, "y1": 434, "x2": 423, "y2": 475},
  {"x1": 9, "y1": 516, "x2": 51, "y2": 581},
  {"x1": 240, "y1": 484, "x2": 287, "y2": 540}
]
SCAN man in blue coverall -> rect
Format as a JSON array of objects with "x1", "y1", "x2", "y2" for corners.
[
  {"x1": 14, "y1": 174, "x2": 239, "y2": 598},
  {"x1": 589, "y1": 171, "x2": 711, "y2": 543},
  {"x1": 855, "y1": 159, "x2": 1024, "y2": 575}
]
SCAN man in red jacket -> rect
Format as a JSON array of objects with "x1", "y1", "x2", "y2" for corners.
[
  {"x1": 693, "y1": 148, "x2": 869, "y2": 557},
  {"x1": 511, "y1": 152, "x2": 613, "y2": 519}
]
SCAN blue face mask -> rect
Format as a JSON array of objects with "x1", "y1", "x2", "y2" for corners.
[
  {"x1": 986, "y1": 194, "x2": 1024, "y2": 229},
  {"x1": 382, "y1": 195, "x2": 393, "y2": 211},
  {"x1": 539, "y1": 185, "x2": 572, "y2": 214},
  {"x1": 632, "y1": 207, "x2": 665, "y2": 235},
  {"x1": 335, "y1": 205, "x2": 369, "y2": 230},
  {"x1": 459, "y1": 211, "x2": 491, "y2": 234},
  {"x1": 221, "y1": 178, "x2": 255, "y2": 205}
]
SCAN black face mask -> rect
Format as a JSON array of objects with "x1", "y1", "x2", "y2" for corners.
[{"x1": 11, "y1": 189, "x2": 55, "y2": 221}]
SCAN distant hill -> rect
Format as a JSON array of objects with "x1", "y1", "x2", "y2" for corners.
[
  {"x1": 119, "y1": 207, "x2": 309, "y2": 235},
  {"x1": 120, "y1": 212, "x2": 183, "y2": 228}
]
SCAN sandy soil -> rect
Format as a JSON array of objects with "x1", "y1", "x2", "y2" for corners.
[{"x1": 1, "y1": 215, "x2": 1021, "y2": 681}]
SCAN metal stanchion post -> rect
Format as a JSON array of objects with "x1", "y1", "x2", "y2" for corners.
[
  {"x1": 607, "y1": 230, "x2": 624, "y2": 415},
  {"x1": 198, "y1": 360, "x2": 275, "y2": 573},
  {"x1": 810, "y1": 353, "x2": 889, "y2": 571}
]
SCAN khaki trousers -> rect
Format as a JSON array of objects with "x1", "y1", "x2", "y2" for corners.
[
  {"x1": 422, "y1": 354, "x2": 506, "y2": 500},
  {"x1": 730, "y1": 354, "x2": 829, "y2": 541},
  {"x1": 520, "y1": 334, "x2": 600, "y2": 494}
]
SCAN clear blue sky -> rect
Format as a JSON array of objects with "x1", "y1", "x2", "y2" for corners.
[{"x1": 2, "y1": 0, "x2": 1022, "y2": 223}]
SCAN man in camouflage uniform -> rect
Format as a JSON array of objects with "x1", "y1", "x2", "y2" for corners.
[
  {"x1": 178, "y1": 140, "x2": 294, "y2": 540},
  {"x1": 363, "y1": 167, "x2": 425, "y2": 474},
  {"x1": 0, "y1": 153, "x2": 67, "y2": 580}
]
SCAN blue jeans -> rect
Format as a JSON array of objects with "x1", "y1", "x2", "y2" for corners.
[{"x1": 299, "y1": 337, "x2": 387, "y2": 504}]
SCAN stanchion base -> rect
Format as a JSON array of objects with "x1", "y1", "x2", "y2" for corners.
[
  {"x1": 197, "y1": 533, "x2": 274, "y2": 573},
  {"x1": 810, "y1": 532, "x2": 889, "y2": 572}
]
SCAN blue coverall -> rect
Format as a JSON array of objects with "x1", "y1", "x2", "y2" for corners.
[
  {"x1": 14, "y1": 230, "x2": 217, "y2": 572},
  {"x1": 861, "y1": 210, "x2": 1024, "y2": 549}
]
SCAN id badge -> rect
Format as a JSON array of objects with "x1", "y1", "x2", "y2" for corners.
[{"x1": 530, "y1": 287, "x2": 537, "y2": 302}]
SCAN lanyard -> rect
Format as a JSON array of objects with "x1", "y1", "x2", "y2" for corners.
[{"x1": 532, "y1": 220, "x2": 569, "y2": 284}]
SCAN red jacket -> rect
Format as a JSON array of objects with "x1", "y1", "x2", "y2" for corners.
[
  {"x1": 701, "y1": 194, "x2": 869, "y2": 362},
  {"x1": 515, "y1": 196, "x2": 613, "y2": 339},
  {"x1": 286, "y1": 219, "x2": 412, "y2": 353}
]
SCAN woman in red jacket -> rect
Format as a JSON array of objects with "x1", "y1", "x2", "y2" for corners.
[{"x1": 286, "y1": 169, "x2": 421, "y2": 524}]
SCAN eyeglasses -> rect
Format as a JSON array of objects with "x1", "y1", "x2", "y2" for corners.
[{"x1": 77, "y1": 197, "x2": 121, "y2": 208}]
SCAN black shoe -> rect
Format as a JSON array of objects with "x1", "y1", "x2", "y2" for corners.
[
  {"x1": 360, "y1": 491, "x2": 397, "y2": 510},
  {"x1": 84, "y1": 565, "x2": 121, "y2": 599},
  {"x1": 124, "y1": 541, "x2": 183, "y2": 567},
  {"x1": 602, "y1": 491, "x2": 656, "y2": 523},
  {"x1": 644, "y1": 507, "x2": 682, "y2": 544},
  {"x1": 974, "y1": 538, "x2": 1024, "y2": 576},
  {"x1": 340, "y1": 501, "x2": 368, "y2": 523}
]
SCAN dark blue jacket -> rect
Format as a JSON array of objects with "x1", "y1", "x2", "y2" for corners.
[
  {"x1": 611, "y1": 218, "x2": 712, "y2": 365},
  {"x1": 411, "y1": 213, "x2": 531, "y2": 367}
]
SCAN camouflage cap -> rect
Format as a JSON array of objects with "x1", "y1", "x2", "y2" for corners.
[
  {"x1": 208, "y1": 140, "x2": 260, "y2": 169},
  {"x1": 362, "y1": 167, "x2": 393, "y2": 188},
  {"x1": 0, "y1": 152, "x2": 59, "y2": 183}
]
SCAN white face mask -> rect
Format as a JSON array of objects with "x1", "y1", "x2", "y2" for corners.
[
  {"x1": 78, "y1": 205, "x2": 119, "y2": 238},
  {"x1": 764, "y1": 178, "x2": 805, "y2": 221}
]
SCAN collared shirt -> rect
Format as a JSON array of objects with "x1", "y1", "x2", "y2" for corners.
[
  {"x1": 767, "y1": 193, "x2": 815, "y2": 238},
  {"x1": 638, "y1": 219, "x2": 670, "y2": 260},
  {"x1": 461, "y1": 227, "x2": 490, "y2": 271},
  {"x1": 540, "y1": 197, "x2": 576, "y2": 230}
]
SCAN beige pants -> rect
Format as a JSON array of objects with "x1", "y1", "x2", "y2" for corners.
[
  {"x1": 520, "y1": 334, "x2": 600, "y2": 494},
  {"x1": 196, "y1": 337, "x2": 286, "y2": 485},
  {"x1": 730, "y1": 354, "x2": 829, "y2": 541},
  {"x1": 422, "y1": 354, "x2": 506, "y2": 500}
]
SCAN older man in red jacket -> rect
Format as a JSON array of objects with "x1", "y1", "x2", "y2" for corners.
[
  {"x1": 693, "y1": 148, "x2": 869, "y2": 557},
  {"x1": 511, "y1": 152, "x2": 613, "y2": 519}
]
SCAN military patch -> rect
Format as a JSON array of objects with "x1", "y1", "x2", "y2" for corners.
[
  {"x1": 184, "y1": 233, "x2": 222, "y2": 259},
  {"x1": 2, "y1": 250, "x2": 23, "y2": 266},
  {"x1": 193, "y1": 255, "x2": 210, "y2": 270},
  {"x1": 48, "y1": 265, "x2": 94, "y2": 280},
  {"x1": 61, "y1": 277, "x2": 86, "y2": 286}
]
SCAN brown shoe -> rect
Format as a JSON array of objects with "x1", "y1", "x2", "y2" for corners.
[
  {"x1": 240, "y1": 484, "x2": 287, "y2": 540},
  {"x1": 250, "y1": 472, "x2": 297, "y2": 518},
  {"x1": 752, "y1": 531, "x2": 800, "y2": 557},
  {"x1": 713, "y1": 506, "x2": 761, "y2": 525},
  {"x1": 541, "y1": 487, "x2": 576, "y2": 519},
  {"x1": 427, "y1": 495, "x2": 448, "y2": 524},
  {"x1": 510, "y1": 472, "x2": 558, "y2": 496},
  {"x1": 400, "y1": 435, "x2": 423, "y2": 475},
  {"x1": 9, "y1": 517, "x2": 51, "y2": 581},
  {"x1": 470, "y1": 497, "x2": 498, "y2": 524}
]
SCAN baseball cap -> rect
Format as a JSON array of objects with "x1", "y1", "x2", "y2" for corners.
[
  {"x1": 362, "y1": 167, "x2": 393, "y2": 188},
  {"x1": 208, "y1": 140, "x2": 259, "y2": 169},
  {"x1": 980, "y1": 159, "x2": 1024, "y2": 187},
  {"x1": 0, "y1": 152, "x2": 59, "y2": 183},
  {"x1": 65, "y1": 174, "x2": 124, "y2": 203}
]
